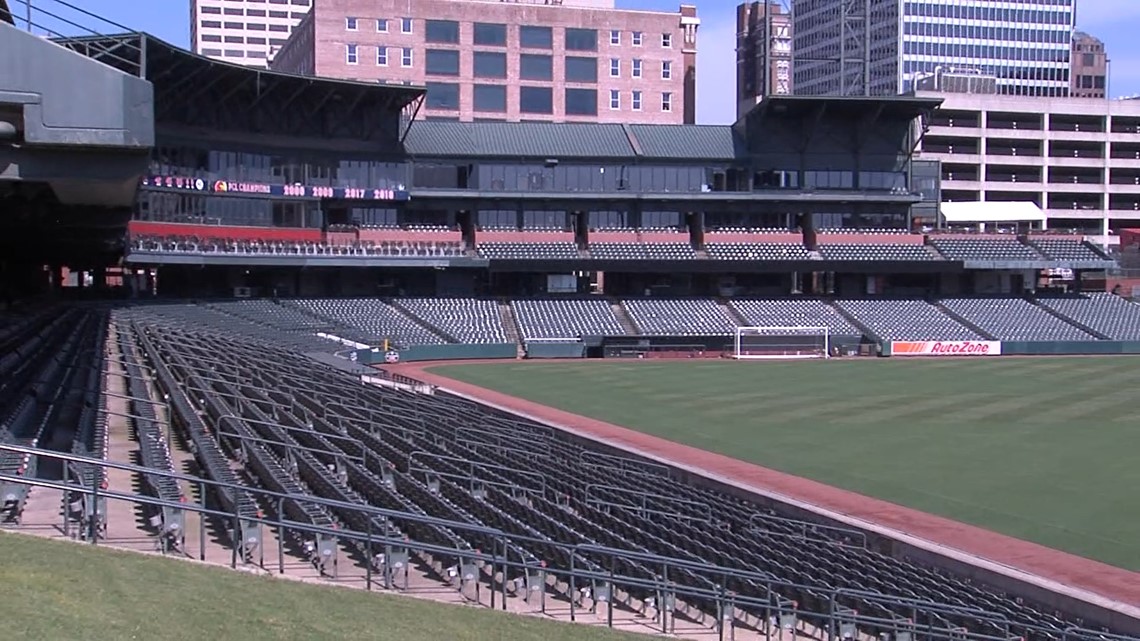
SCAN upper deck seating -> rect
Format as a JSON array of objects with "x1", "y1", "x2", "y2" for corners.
[
  {"x1": 930, "y1": 238, "x2": 1042, "y2": 261},
  {"x1": 479, "y1": 243, "x2": 579, "y2": 260},
  {"x1": 705, "y1": 243, "x2": 809, "y2": 261},
  {"x1": 1031, "y1": 239, "x2": 1110, "y2": 261}
]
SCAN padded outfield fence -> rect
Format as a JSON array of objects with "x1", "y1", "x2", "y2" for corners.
[{"x1": 881, "y1": 340, "x2": 1140, "y2": 357}]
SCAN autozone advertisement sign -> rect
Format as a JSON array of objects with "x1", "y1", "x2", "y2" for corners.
[{"x1": 890, "y1": 341, "x2": 1002, "y2": 356}]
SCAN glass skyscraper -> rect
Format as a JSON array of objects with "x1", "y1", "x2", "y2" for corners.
[{"x1": 792, "y1": 0, "x2": 1076, "y2": 97}]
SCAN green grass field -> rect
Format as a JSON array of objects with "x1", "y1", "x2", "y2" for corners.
[
  {"x1": 432, "y1": 358, "x2": 1140, "y2": 571},
  {"x1": 0, "y1": 533, "x2": 641, "y2": 641}
]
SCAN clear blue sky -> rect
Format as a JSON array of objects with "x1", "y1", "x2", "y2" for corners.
[{"x1": 25, "y1": 0, "x2": 1140, "y2": 124}]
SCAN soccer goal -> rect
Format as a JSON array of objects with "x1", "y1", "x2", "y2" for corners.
[{"x1": 732, "y1": 326, "x2": 831, "y2": 360}]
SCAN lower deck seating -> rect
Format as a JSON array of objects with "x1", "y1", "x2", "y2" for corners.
[
  {"x1": 730, "y1": 299, "x2": 861, "y2": 335},
  {"x1": 287, "y1": 299, "x2": 445, "y2": 346},
  {"x1": 622, "y1": 299, "x2": 738, "y2": 336},
  {"x1": 1036, "y1": 293, "x2": 1140, "y2": 339},
  {"x1": 1031, "y1": 239, "x2": 1110, "y2": 261},
  {"x1": 512, "y1": 299, "x2": 627, "y2": 340},
  {"x1": 930, "y1": 238, "x2": 1042, "y2": 261},
  {"x1": 836, "y1": 299, "x2": 980, "y2": 341},
  {"x1": 479, "y1": 243, "x2": 578, "y2": 259},
  {"x1": 396, "y1": 298, "x2": 506, "y2": 343},
  {"x1": 940, "y1": 298, "x2": 1094, "y2": 341}
]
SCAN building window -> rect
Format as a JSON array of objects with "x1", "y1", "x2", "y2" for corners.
[
  {"x1": 520, "y1": 25, "x2": 553, "y2": 49},
  {"x1": 425, "y1": 19, "x2": 459, "y2": 44},
  {"x1": 610, "y1": 29, "x2": 620, "y2": 45},
  {"x1": 632, "y1": 90, "x2": 642, "y2": 110},
  {"x1": 376, "y1": 46, "x2": 387, "y2": 66},
  {"x1": 376, "y1": 18, "x2": 388, "y2": 32},
  {"x1": 401, "y1": 47, "x2": 413, "y2": 67},
  {"x1": 565, "y1": 28, "x2": 597, "y2": 52},
  {"x1": 474, "y1": 51, "x2": 508, "y2": 79},
  {"x1": 474, "y1": 22, "x2": 507, "y2": 47},
  {"x1": 661, "y1": 60, "x2": 671, "y2": 80},
  {"x1": 520, "y1": 86, "x2": 554, "y2": 114},
  {"x1": 519, "y1": 53, "x2": 553, "y2": 81},
  {"x1": 632, "y1": 59, "x2": 642, "y2": 78},
  {"x1": 609, "y1": 89, "x2": 620, "y2": 110},
  {"x1": 401, "y1": 17, "x2": 413, "y2": 34},
  {"x1": 661, "y1": 92, "x2": 672, "y2": 112},
  {"x1": 425, "y1": 49, "x2": 461, "y2": 76},
  {"x1": 346, "y1": 43, "x2": 358, "y2": 64},
  {"x1": 661, "y1": 33, "x2": 672, "y2": 47},
  {"x1": 346, "y1": 17, "x2": 357, "y2": 31},
  {"x1": 632, "y1": 31, "x2": 642, "y2": 46},
  {"x1": 565, "y1": 88, "x2": 598, "y2": 116},
  {"x1": 609, "y1": 58, "x2": 620, "y2": 77},
  {"x1": 474, "y1": 84, "x2": 507, "y2": 112},
  {"x1": 425, "y1": 82, "x2": 460, "y2": 111},
  {"x1": 565, "y1": 56, "x2": 597, "y2": 83}
]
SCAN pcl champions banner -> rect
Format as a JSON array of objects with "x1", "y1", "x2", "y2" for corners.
[{"x1": 890, "y1": 340, "x2": 1002, "y2": 356}]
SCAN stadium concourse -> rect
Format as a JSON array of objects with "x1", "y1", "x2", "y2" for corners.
[{"x1": 4, "y1": 10, "x2": 1140, "y2": 641}]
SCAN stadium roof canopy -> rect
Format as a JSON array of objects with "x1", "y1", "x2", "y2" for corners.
[
  {"x1": 941, "y1": 201, "x2": 1046, "y2": 224},
  {"x1": 404, "y1": 121, "x2": 745, "y2": 161},
  {"x1": 56, "y1": 32, "x2": 425, "y2": 142},
  {"x1": 740, "y1": 94, "x2": 945, "y2": 124}
]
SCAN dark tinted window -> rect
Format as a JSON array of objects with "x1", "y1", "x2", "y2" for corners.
[
  {"x1": 519, "y1": 54, "x2": 553, "y2": 81},
  {"x1": 520, "y1": 86, "x2": 554, "y2": 114},
  {"x1": 565, "y1": 28, "x2": 597, "y2": 51},
  {"x1": 474, "y1": 22, "x2": 507, "y2": 46},
  {"x1": 565, "y1": 88, "x2": 597, "y2": 116},
  {"x1": 564, "y1": 56, "x2": 597, "y2": 83},
  {"x1": 425, "y1": 82, "x2": 460, "y2": 110},
  {"x1": 473, "y1": 51, "x2": 507, "y2": 78},
  {"x1": 425, "y1": 19, "x2": 459, "y2": 44},
  {"x1": 520, "y1": 25, "x2": 553, "y2": 49},
  {"x1": 473, "y1": 85, "x2": 508, "y2": 112},
  {"x1": 425, "y1": 49, "x2": 460, "y2": 76}
]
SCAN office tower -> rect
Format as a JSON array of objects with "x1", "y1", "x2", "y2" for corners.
[
  {"x1": 792, "y1": 0, "x2": 1075, "y2": 97},
  {"x1": 1070, "y1": 31, "x2": 1108, "y2": 99},
  {"x1": 191, "y1": 0, "x2": 312, "y2": 66},
  {"x1": 269, "y1": 0, "x2": 700, "y2": 124},
  {"x1": 735, "y1": 2, "x2": 792, "y2": 120}
]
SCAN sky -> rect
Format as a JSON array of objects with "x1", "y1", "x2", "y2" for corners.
[{"x1": 21, "y1": 0, "x2": 1140, "y2": 125}]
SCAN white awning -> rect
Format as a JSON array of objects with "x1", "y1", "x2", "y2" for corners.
[{"x1": 940, "y1": 201, "x2": 1046, "y2": 223}]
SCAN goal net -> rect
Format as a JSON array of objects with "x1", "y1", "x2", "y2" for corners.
[{"x1": 733, "y1": 326, "x2": 830, "y2": 360}]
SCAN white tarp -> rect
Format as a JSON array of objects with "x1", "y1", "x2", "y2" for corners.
[{"x1": 940, "y1": 201, "x2": 1046, "y2": 223}]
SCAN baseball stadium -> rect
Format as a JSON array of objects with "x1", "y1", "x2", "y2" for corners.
[{"x1": 2, "y1": 3, "x2": 1140, "y2": 641}]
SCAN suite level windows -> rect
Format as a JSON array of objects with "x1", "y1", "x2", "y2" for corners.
[
  {"x1": 474, "y1": 23, "x2": 507, "y2": 47},
  {"x1": 346, "y1": 17, "x2": 357, "y2": 31},
  {"x1": 565, "y1": 28, "x2": 597, "y2": 52},
  {"x1": 346, "y1": 43, "x2": 358, "y2": 65},
  {"x1": 520, "y1": 26, "x2": 553, "y2": 50},
  {"x1": 426, "y1": 20, "x2": 459, "y2": 44}
]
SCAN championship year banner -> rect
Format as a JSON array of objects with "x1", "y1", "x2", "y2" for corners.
[
  {"x1": 890, "y1": 340, "x2": 1002, "y2": 356},
  {"x1": 141, "y1": 175, "x2": 409, "y2": 202}
]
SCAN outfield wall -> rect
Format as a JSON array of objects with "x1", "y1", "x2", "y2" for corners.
[{"x1": 882, "y1": 340, "x2": 1140, "y2": 356}]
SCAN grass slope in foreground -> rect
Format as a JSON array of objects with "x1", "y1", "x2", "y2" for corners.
[
  {"x1": 0, "y1": 533, "x2": 643, "y2": 641},
  {"x1": 433, "y1": 358, "x2": 1140, "y2": 571}
]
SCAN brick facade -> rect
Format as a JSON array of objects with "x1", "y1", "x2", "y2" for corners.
[{"x1": 270, "y1": 0, "x2": 698, "y2": 124}]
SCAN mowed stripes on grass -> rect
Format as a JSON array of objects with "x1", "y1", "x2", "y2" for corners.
[{"x1": 432, "y1": 358, "x2": 1140, "y2": 571}]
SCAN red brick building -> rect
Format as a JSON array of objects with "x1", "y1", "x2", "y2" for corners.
[{"x1": 270, "y1": 0, "x2": 698, "y2": 124}]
